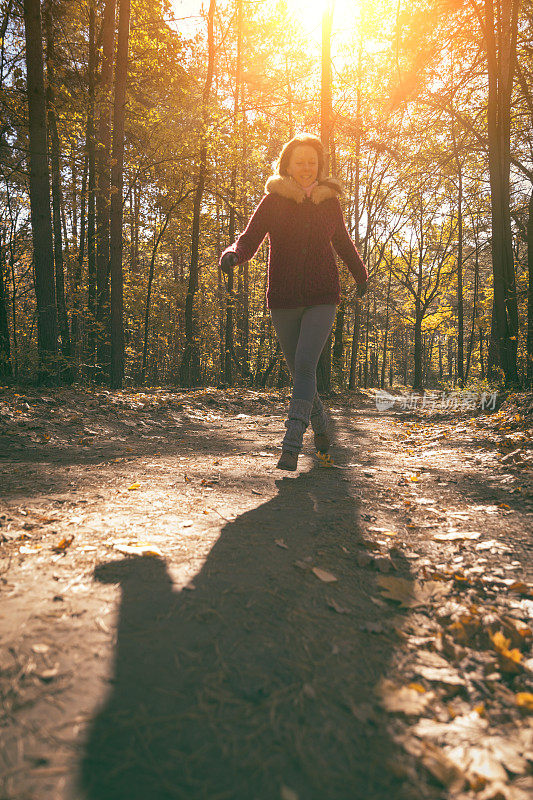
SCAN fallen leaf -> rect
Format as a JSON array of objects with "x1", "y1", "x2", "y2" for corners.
[
  {"x1": 467, "y1": 747, "x2": 507, "y2": 784},
  {"x1": 508, "y1": 581, "x2": 533, "y2": 597},
  {"x1": 38, "y1": 666, "x2": 59, "y2": 681},
  {"x1": 368, "y1": 526, "x2": 397, "y2": 534},
  {"x1": 31, "y1": 643, "x2": 50, "y2": 654},
  {"x1": 95, "y1": 618, "x2": 111, "y2": 634},
  {"x1": 127, "y1": 482, "x2": 141, "y2": 490},
  {"x1": 490, "y1": 631, "x2": 523, "y2": 673},
  {"x1": 113, "y1": 543, "x2": 163, "y2": 557},
  {"x1": 433, "y1": 531, "x2": 481, "y2": 542},
  {"x1": 275, "y1": 538, "x2": 288, "y2": 549},
  {"x1": 419, "y1": 741, "x2": 466, "y2": 790},
  {"x1": 377, "y1": 678, "x2": 433, "y2": 715},
  {"x1": 412, "y1": 710, "x2": 488, "y2": 743},
  {"x1": 516, "y1": 692, "x2": 533, "y2": 712},
  {"x1": 312, "y1": 567, "x2": 338, "y2": 583},
  {"x1": 415, "y1": 665, "x2": 464, "y2": 687},
  {"x1": 485, "y1": 736, "x2": 529, "y2": 774},
  {"x1": 476, "y1": 782, "x2": 513, "y2": 800},
  {"x1": 52, "y1": 535, "x2": 74, "y2": 553},
  {"x1": 377, "y1": 576, "x2": 451, "y2": 608}
]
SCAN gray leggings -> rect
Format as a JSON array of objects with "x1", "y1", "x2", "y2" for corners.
[{"x1": 270, "y1": 305, "x2": 336, "y2": 402}]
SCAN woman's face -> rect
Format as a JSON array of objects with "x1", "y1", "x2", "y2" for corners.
[{"x1": 287, "y1": 145, "x2": 319, "y2": 188}]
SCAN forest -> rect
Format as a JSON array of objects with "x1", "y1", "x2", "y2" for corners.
[{"x1": 0, "y1": 0, "x2": 532, "y2": 392}]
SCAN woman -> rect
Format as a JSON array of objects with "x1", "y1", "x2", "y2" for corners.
[{"x1": 220, "y1": 133, "x2": 368, "y2": 471}]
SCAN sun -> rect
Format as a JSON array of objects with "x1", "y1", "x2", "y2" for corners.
[
  {"x1": 169, "y1": 0, "x2": 365, "y2": 50},
  {"x1": 282, "y1": 0, "x2": 362, "y2": 42}
]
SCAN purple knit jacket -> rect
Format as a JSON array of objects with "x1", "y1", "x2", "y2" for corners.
[{"x1": 220, "y1": 175, "x2": 368, "y2": 309}]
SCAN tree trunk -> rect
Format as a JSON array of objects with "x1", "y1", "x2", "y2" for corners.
[
  {"x1": 404, "y1": 329, "x2": 408, "y2": 385},
  {"x1": 285, "y1": 54, "x2": 294, "y2": 137},
  {"x1": 23, "y1": 0, "x2": 58, "y2": 379},
  {"x1": 71, "y1": 143, "x2": 78, "y2": 250},
  {"x1": 237, "y1": 73, "x2": 249, "y2": 368},
  {"x1": 456, "y1": 165, "x2": 464, "y2": 384},
  {"x1": 348, "y1": 56, "x2": 362, "y2": 392},
  {"x1": 484, "y1": 0, "x2": 519, "y2": 385},
  {"x1": 526, "y1": 191, "x2": 533, "y2": 389},
  {"x1": 317, "y1": 0, "x2": 334, "y2": 392},
  {"x1": 180, "y1": 0, "x2": 215, "y2": 386},
  {"x1": 0, "y1": 238, "x2": 11, "y2": 378},
  {"x1": 380, "y1": 264, "x2": 392, "y2": 389},
  {"x1": 86, "y1": 0, "x2": 97, "y2": 365},
  {"x1": 480, "y1": 327, "x2": 485, "y2": 379},
  {"x1": 44, "y1": 0, "x2": 72, "y2": 377},
  {"x1": 332, "y1": 300, "x2": 345, "y2": 377},
  {"x1": 109, "y1": 0, "x2": 131, "y2": 388},
  {"x1": 320, "y1": 1, "x2": 333, "y2": 172},
  {"x1": 8, "y1": 216, "x2": 18, "y2": 379},
  {"x1": 142, "y1": 210, "x2": 172, "y2": 382},
  {"x1": 363, "y1": 302, "x2": 369, "y2": 387},
  {"x1": 413, "y1": 301, "x2": 423, "y2": 391},
  {"x1": 465, "y1": 226, "x2": 480, "y2": 383},
  {"x1": 348, "y1": 302, "x2": 360, "y2": 389},
  {"x1": 487, "y1": 302, "x2": 499, "y2": 378},
  {"x1": 224, "y1": 0, "x2": 241, "y2": 386},
  {"x1": 95, "y1": 0, "x2": 116, "y2": 377}
]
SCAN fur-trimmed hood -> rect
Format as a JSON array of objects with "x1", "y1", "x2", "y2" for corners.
[{"x1": 265, "y1": 174, "x2": 343, "y2": 204}]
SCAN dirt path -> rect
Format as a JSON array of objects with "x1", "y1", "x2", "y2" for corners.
[{"x1": 1, "y1": 388, "x2": 532, "y2": 800}]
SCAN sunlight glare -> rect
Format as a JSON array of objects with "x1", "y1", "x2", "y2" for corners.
[{"x1": 283, "y1": 0, "x2": 362, "y2": 42}]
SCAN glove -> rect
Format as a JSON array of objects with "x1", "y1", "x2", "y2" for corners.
[
  {"x1": 356, "y1": 281, "x2": 368, "y2": 298},
  {"x1": 220, "y1": 251, "x2": 238, "y2": 273}
]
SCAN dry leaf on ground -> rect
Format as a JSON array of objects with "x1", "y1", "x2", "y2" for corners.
[
  {"x1": 490, "y1": 631, "x2": 523, "y2": 674},
  {"x1": 516, "y1": 692, "x2": 533, "y2": 711},
  {"x1": 113, "y1": 543, "x2": 163, "y2": 557},
  {"x1": 419, "y1": 741, "x2": 466, "y2": 790},
  {"x1": 52, "y1": 535, "x2": 74, "y2": 553},
  {"x1": 377, "y1": 575, "x2": 452, "y2": 607},
  {"x1": 312, "y1": 567, "x2": 337, "y2": 583},
  {"x1": 434, "y1": 531, "x2": 481, "y2": 542},
  {"x1": 377, "y1": 678, "x2": 433, "y2": 716}
]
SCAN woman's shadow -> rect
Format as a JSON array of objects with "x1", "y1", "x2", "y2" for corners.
[{"x1": 79, "y1": 464, "x2": 413, "y2": 800}]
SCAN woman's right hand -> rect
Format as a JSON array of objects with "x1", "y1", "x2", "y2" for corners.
[{"x1": 220, "y1": 251, "x2": 238, "y2": 273}]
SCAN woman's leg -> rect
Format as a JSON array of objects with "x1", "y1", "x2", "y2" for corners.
[
  {"x1": 295, "y1": 305, "x2": 337, "y2": 452},
  {"x1": 292, "y1": 304, "x2": 337, "y2": 400},
  {"x1": 269, "y1": 307, "x2": 304, "y2": 379},
  {"x1": 271, "y1": 305, "x2": 336, "y2": 466}
]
